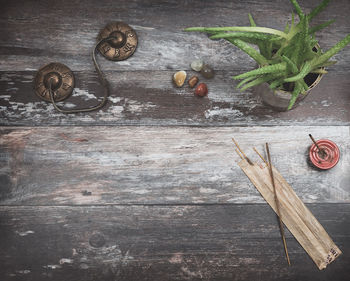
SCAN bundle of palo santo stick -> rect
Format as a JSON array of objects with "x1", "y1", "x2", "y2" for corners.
[{"x1": 233, "y1": 138, "x2": 341, "y2": 270}]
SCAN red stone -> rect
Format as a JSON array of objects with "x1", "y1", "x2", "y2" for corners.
[{"x1": 195, "y1": 83, "x2": 208, "y2": 97}]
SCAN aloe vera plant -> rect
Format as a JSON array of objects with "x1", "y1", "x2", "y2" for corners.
[{"x1": 185, "y1": 0, "x2": 350, "y2": 110}]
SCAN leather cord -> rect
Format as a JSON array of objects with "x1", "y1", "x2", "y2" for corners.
[{"x1": 48, "y1": 36, "x2": 114, "y2": 113}]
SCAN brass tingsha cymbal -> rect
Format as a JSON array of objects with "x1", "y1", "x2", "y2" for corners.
[
  {"x1": 97, "y1": 22, "x2": 138, "y2": 61},
  {"x1": 34, "y1": 62, "x2": 74, "y2": 102}
]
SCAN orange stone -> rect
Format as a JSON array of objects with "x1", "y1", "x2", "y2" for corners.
[{"x1": 188, "y1": 75, "x2": 199, "y2": 88}]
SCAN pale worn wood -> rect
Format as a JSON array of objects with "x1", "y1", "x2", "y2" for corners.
[
  {"x1": 238, "y1": 159, "x2": 341, "y2": 269},
  {"x1": 0, "y1": 126, "x2": 349, "y2": 205},
  {"x1": 0, "y1": 204, "x2": 349, "y2": 281}
]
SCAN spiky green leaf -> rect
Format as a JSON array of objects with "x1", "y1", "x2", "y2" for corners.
[
  {"x1": 290, "y1": 0, "x2": 304, "y2": 19},
  {"x1": 307, "y1": 0, "x2": 330, "y2": 21},
  {"x1": 309, "y1": 19, "x2": 335, "y2": 35},
  {"x1": 248, "y1": 13, "x2": 256, "y2": 27},
  {"x1": 233, "y1": 63, "x2": 286, "y2": 80},
  {"x1": 311, "y1": 34, "x2": 350, "y2": 68},
  {"x1": 287, "y1": 81, "x2": 303, "y2": 110},
  {"x1": 226, "y1": 38, "x2": 269, "y2": 65}
]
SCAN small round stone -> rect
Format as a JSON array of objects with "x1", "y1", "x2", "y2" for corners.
[
  {"x1": 188, "y1": 75, "x2": 199, "y2": 88},
  {"x1": 195, "y1": 83, "x2": 208, "y2": 97},
  {"x1": 173, "y1": 70, "x2": 187, "y2": 87},
  {"x1": 200, "y1": 64, "x2": 215, "y2": 79},
  {"x1": 190, "y1": 60, "x2": 204, "y2": 72}
]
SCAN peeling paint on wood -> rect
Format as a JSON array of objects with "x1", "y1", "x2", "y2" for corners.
[
  {"x1": 15, "y1": 230, "x2": 34, "y2": 236},
  {"x1": 0, "y1": 71, "x2": 349, "y2": 126},
  {"x1": 0, "y1": 0, "x2": 349, "y2": 126}
]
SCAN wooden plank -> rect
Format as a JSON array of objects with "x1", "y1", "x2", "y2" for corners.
[
  {"x1": 1, "y1": 71, "x2": 350, "y2": 126},
  {"x1": 0, "y1": 0, "x2": 349, "y2": 72},
  {"x1": 1, "y1": 0, "x2": 349, "y2": 126},
  {"x1": 0, "y1": 126, "x2": 349, "y2": 205},
  {"x1": 0, "y1": 204, "x2": 349, "y2": 281}
]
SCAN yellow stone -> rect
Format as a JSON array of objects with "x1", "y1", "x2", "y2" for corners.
[{"x1": 173, "y1": 71, "x2": 187, "y2": 87}]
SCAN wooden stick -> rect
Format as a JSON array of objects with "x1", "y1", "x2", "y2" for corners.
[
  {"x1": 235, "y1": 148, "x2": 244, "y2": 160},
  {"x1": 253, "y1": 147, "x2": 267, "y2": 165},
  {"x1": 237, "y1": 158, "x2": 341, "y2": 269},
  {"x1": 232, "y1": 138, "x2": 253, "y2": 165},
  {"x1": 309, "y1": 134, "x2": 321, "y2": 151},
  {"x1": 266, "y1": 143, "x2": 291, "y2": 266},
  {"x1": 309, "y1": 134, "x2": 326, "y2": 158}
]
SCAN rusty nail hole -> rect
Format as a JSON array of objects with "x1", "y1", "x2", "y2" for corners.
[
  {"x1": 89, "y1": 233, "x2": 105, "y2": 248},
  {"x1": 82, "y1": 190, "x2": 92, "y2": 196}
]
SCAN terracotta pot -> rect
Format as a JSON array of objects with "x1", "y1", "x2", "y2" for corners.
[{"x1": 253, "y1": 71, "x2": 324, "y2": 111}]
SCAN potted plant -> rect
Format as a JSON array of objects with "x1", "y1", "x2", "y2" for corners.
[{"x1": 185, "y1": 0, "x2": 350, "y2": 110}]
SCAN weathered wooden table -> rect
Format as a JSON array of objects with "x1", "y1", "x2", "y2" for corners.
[{"x1": 1, "y1": 0, "x2": 349, "y2": 280}]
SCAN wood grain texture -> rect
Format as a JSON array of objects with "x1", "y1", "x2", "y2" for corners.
[
  {"x1": 238, "y1": 159, "x2": 341, "y2": 269},
  {"x1": 0, "y1": 0, "x2": 349, "y2": 126},
  {"x1": 1, "y1": 1, "x2": 350, "y2": 279},
  {"x1": 1, "y1": 71, "x2": 350, "y2": 126},
  {"x1": 0, "y1": 204, "x2": 349, "y2": 281},
  {"x1": 1, "y1": 126, "x2": 349, "y2": 205},
  {"x1": 1, "y1": 0, "x2": 349, "y2": 72}
]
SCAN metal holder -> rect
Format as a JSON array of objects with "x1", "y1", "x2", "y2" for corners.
[{"x1": 34, "y1": 22, "x2": 138, "y2": 113}]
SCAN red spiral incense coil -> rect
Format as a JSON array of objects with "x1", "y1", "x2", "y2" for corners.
[{"x1": 309, "y1": 139, "x2": 340, "y2": 170}]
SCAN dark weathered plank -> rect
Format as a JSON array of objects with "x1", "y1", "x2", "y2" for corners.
[
  {"x1": 1, "y1": 70, "x2": 350, "y2": 126},
  {"x1": 1, "y1": 126, "x2": 349, "y2": 205},
  {"x1": 0, "y1": 204, "x2": 349, "y2": 281},
  {"x1": 0, "y1": 0, "x2": 349, "y2": 72},
  {"x1": 0, "y1": 0, "x2": 349, "y2": 126}
]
